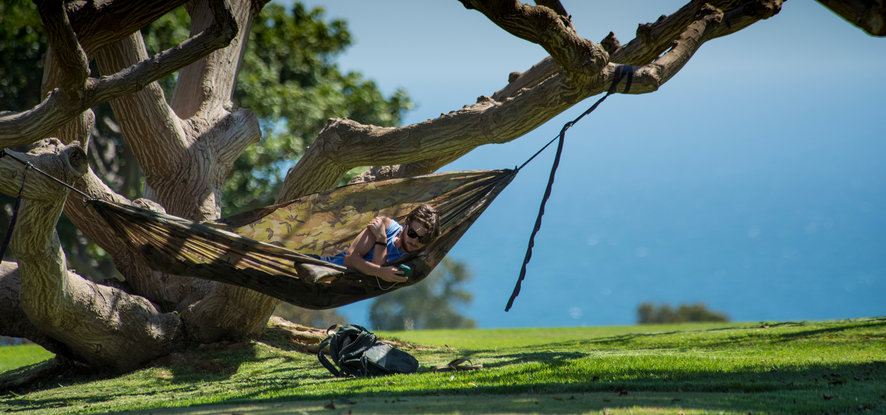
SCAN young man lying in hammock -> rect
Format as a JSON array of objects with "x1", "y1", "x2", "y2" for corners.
[{"x1": 319, "y1": 204, "x2": 440, "y2": 282}]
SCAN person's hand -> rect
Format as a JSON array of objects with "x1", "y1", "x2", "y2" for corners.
[
  {"x1": 377, "y1": 266, "x2": 408, "y2": 283},
  {"x1": 367, "y1": 217, "x2": 386, "y2": 242}
]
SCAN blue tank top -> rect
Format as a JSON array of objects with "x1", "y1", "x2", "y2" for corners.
[{"x1": 322, "y1": 220, "x2": 405, "y2": 266}]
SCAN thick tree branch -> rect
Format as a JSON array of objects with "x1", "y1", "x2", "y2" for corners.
[
  {"x1": 535, "y1": 0, "x2": 568, "y2": 17},
  {"x1": 609, "y1": 0, "x2": 783, "y2": 64},
  {"x1": 68, "y1": 0, "x2": 191, "y2": 55},
  {"x1": 94, "y1": 32, "x2": 190, "y2": 175},
  {"x1": 171, "y1": 0, "x2": 260, "y2": 120},
  {"x1": 36, "y1": 0, "x2": 89, "y2": 97},
  {"x1": 653, "y1": 5, "x2": 724, "y2": 84},
  {"x1": 0, "y1": 142, "x2": 87, "y2": 201},
  {"x1": 0, "y1": 264, "x2": 71, "y2": 357},
  {"x1": 492, "y1": 56, "x2": 559, "y2": 101},
  {"x1": 0, "y1": 0, "x2": 237, "y2": 148},
  {"x1": 279, "y1": 72, "x2": 584, "y2": 200},
  {"x1": 459, "y1": 0, "x2": 608, "y2": 84},
  {"x1": 816, "y1": 0, "x2": 886, "y2": 36},
  {"x1": 210, "y1": 107, "x2": 262, "y2": 176},
  {"x1": 493, "y1": 0, "x2": 782, "y2": 104}
]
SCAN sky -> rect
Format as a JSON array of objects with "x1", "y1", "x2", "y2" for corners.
[{"x1": 281, "y1": 1, "x2": 885, "y2": 328}]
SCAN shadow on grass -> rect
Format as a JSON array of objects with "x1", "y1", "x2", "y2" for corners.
[
  {"x1": 524, "y1": 318, "x2": 886, "y2": 353},
  {"x1": 4, "y1": 354, "x2": 886, "y2": 414},
  {"x1": 0, "y1": 340, "x2": 283, "y2": 397},
  {"x1": 769, "y1": 317, "x2": 886, "y2": 343},
  {"x1": 120, "y1": 360, "x2": 886, "y2": 415}
]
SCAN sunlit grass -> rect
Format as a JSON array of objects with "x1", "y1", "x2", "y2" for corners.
[
  {"x1": 0, "y1": 344, "x2": 53, "y2": 372},
  {"x1": 1, "y1": 317, "x2": 884, "y2": 414}
]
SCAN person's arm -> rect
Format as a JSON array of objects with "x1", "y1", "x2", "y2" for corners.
[{"x1": 343, "y1": 217, "x2": 407, "y2": 283}]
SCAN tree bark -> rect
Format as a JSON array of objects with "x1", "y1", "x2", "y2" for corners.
[
  {"x1": 0, "y1": 263, "x2": 71, "y2": 357},
  {"x1": 1, "y1": 142, "x2": 185, "y2": 371}
]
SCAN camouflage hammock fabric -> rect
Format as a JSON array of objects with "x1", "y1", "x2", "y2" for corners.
[{"x1": 90, "y1": 169, "x2": 516, "y2": 309}]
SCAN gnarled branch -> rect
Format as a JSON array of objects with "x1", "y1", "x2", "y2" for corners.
[
  {"x1": 0, "y1": 0, "x2": 238, "y2": 148},
  {"x1": 459, "y1": 0, "x2": 608, "y2": 84}
]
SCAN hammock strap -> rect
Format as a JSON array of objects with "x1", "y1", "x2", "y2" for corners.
[
  {"x1": 0, "y1": 151, "x2": 30, "y2": 261},
  {"x1": 0, "y1": 149, "x2": 90, "y2": 200},
  {"x1": 506, "y1": 65, "x2": 634, "y2": 312}
]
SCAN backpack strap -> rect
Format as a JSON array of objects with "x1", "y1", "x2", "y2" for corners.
[
  {"x1": 318, "y1": 324, "x2": 378, "y2": 377},
  {"x1": 317, "y1": 335, "x2": 344, "y2": 377}
]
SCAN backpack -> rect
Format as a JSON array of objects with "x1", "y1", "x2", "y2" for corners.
[{"x1": 317, "y1": 324, "x2": 419, "y2": 377}]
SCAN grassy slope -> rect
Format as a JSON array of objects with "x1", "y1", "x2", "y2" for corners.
[{"x1": 0, "y1": 318, "x2": 884, "y2": 414}]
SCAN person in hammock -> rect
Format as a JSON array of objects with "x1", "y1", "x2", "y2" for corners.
[{"x1": 320, "y1": 204, "x2": 440, "y2": 282}]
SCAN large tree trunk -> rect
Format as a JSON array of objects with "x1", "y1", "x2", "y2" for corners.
[{"x1": 1, "y1": 143, "x2": 183, "y2": 371}]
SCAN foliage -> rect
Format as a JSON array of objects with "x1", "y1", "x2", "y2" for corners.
[
  {"x1": 0, "y1": 0, "x2": 44, "y2": 111},
  {"x1": 223, "y1": 3, "x2": 412, "y2": 214},
  {"x1": 1, "y1": 318, "x2": 884, "y2": 414},
  {"x1": 369, "y1": 258, "x2": 476, "y2": 331},
  {"x1": 636, "y1": 301, "x2": 730, "y2": 325}
]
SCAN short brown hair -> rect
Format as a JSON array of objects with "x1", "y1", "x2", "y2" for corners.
[{"x1": 406, "y1": 204, "x2": 440, "y2": 242}]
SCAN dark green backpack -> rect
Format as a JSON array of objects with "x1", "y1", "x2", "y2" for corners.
[{"x1": 317, "y1": 324, "x2": 419, "y2": 377}]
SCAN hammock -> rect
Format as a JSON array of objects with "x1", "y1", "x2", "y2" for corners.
[{"x1": 89, "y1": 169, "x2": 516, "y2": 309}]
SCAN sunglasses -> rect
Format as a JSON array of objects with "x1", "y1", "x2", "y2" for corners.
[{"x1": 405, "y1": 224, "x2": 428, "y2": 242}]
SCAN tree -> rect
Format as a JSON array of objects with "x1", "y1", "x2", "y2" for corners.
[
  {"x1": 637, "y1": 302, "x2": 730, "y2": 325},
  {"x1": 0, "y1": 0, "x2": 882, "y2": 373},
  {"x1": 369, "y1": 258, "x2": 476, "y2": 331}
]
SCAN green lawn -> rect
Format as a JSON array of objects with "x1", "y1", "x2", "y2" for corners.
[
  {"x1": 0, "y1": 344, "x2": 53, "y2": 372},
  {"x1": 1, "y1": 318, "x2": 884, "y2": 414}
]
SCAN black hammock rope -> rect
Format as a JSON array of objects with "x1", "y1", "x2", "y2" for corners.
[
  {"x1": 0, "y1": 150, "x2": 90, "y2": 261},
  {"x1": 0, "y1": 64, "x2": 634, "y2": 311},
  {"x1": 0, "y1": 152, "x2": 29, "y2": 262},
  {"x1": 506, "y1": 64, "x2": 634, "y2": 311}
]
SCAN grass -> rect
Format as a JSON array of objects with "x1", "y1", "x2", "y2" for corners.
[
  {"x1": 0, "y1": 317, "x2": 884, "y2": 414},
  {"x1": 0, "y1": 344, "x2": 53, "y2": 372}
]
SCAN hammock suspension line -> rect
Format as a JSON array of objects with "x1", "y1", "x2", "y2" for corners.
[{"x1": 506, "y1": 64, "x2": 634, "y2": 311}]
